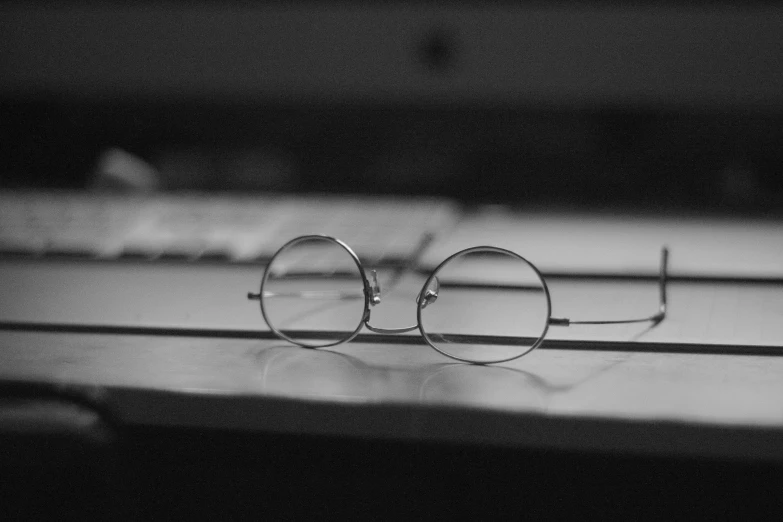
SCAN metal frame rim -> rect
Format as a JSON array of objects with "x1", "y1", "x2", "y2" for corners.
[
  {"x1": 258, "y1": 234, "x2": 371, "y2": 349},
  {"x1": 416, "y1": 245, "x2": 553, "y2": 364}
]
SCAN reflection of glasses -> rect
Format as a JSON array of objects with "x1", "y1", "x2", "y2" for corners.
[{"x1": 247, "y1": 235, "x2": 669, "y2": 364}]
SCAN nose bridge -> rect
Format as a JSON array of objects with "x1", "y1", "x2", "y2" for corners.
[
  {"x1": 362, "y1": 308, "x2": 421, "y2": 335},
  {"x1": 362, "y1": 273, "x2": 422, "y2": 335}
]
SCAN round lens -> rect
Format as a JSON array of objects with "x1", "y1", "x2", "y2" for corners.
[
  {"x1": 260, "y1": 236, "x2": 368, "y2": 347},
  {"x1": 417, "y1": 247, "x2": 551, "y2": 364}
]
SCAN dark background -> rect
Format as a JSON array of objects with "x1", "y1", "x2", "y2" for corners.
[
  {"x1": 3, "y1": 100, "x2": 783, "y2": 213},
  {"x1": 2, "y1": 1, "x2": 783, "y2": 214}
]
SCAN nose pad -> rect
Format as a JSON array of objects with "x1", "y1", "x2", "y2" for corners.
[
  {"x1": 416, "y1": 277, "x2": 440, "y2": 309},
  {"x1": 369, "y1": 270, "x2": 382, "y2": 305},
  {"x1": 417, "y1": 290, "x2": 438, "y2": 309}
]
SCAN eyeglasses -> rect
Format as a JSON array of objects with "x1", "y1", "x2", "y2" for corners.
[{"x1": 247, "y1": 235, "x2": 669, "y2": 364}]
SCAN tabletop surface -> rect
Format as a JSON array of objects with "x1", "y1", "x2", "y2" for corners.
[
  {"x1": 2, "y1": 326, "x2": 783, "y2": 461},
  {"x1": 2, "y1": 206, "x2": 783, "y2": 462}
]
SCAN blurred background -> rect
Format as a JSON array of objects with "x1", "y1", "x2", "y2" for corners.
[{"x1": 2, "y1": 1, "x2": 782, "y2": 213}]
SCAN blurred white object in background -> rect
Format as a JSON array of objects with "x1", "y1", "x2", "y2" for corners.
[{"x1": 91, "y1": 148, "x2": 160, "y2": 192}]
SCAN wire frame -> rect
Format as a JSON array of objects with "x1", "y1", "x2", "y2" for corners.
[
  {"x1": 257, "y1": 235, "x2": 371, "y2": 348},
  {"x1": 249, "y1": 235, "x2": 669, "y2": 364},
  {"x1": 416, "y1": 245, "x2": 554, "y2": 364}
]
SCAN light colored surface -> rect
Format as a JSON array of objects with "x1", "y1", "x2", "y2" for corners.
[
  {"x1": 1, "y1": 331, "x2": 783, "y2": 460},
  {"x1": 0, "y1": 191, "x2": 457, "y2": 262},
  {"x1": 4, "y1": 192, "x2": 781, "y2": 277},
  {"x1": 424, "y1": 209, "x2": 783, "y2": 278},
  {"x1": 2, "y1": 261, "x2": 783, "y2": 348}
]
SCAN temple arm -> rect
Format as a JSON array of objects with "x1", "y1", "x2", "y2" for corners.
[{"x1": 549, "y1": 247, "x2": 669, "y2": 327}]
